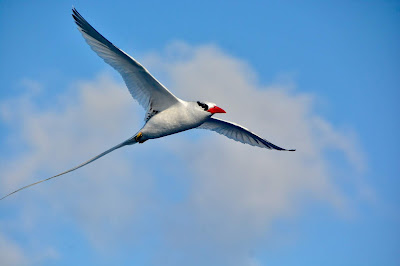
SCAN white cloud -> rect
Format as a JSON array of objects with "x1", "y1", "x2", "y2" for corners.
[
  {"x1": 0, "y1": 42, "x2": 368, "y2": 265},
  {"x1": 0, "y1": 74, "x2": 154, "y2": 258},
  {"x1": 142, "y1": 42, "x2": 368, "y2": 264},
  {"x1": 0, "y1": 233, "x2": 27, "y2": 266},
  {"x1": 0, "y1": 230, "x2": 58, "y2": 266}
]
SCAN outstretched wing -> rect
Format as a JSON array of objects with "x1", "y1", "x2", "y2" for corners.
[
  {"x1": 197, "y1": 117, "x2": 295, "y2": 151},
  {"x1": 72, "y1": 8, "x2": 180, "y2": 113}
]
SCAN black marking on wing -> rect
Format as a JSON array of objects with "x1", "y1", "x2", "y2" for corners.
[{"x1": 197, "y1": 117, "x2": 296, "y2": 151}]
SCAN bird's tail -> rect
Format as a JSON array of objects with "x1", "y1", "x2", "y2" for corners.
[{"x1": 1, "y1": 136, "x2": 138, "y2": 201}]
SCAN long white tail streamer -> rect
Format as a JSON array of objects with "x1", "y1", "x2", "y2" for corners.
[{"x1": 1, "y1": 137, "x2": 137, "y2": 200}]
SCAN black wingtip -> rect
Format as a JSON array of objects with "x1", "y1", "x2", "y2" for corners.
[
  {"x1": 72, "y1": 7, "x2": 83, "y2": 22},
  {"x1": 288, "y1": 149, "x2": 296, "y2": 152},
  {"x1": 71, "y1": 7, "x2": 80, "y2": 23}
]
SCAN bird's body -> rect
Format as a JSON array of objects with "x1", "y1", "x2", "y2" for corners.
[
  {"x1": 140, "y1": 101, "x2": 211, "y2": 141},
  {"x1": 1, "y1": 8, "x2": 295, "y2": 200}
]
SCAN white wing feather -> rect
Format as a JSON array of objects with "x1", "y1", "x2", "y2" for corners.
[
  {"x1": 72, "y1": 8, "x2": 180, "y2": 113},
  {"x1": 198, "y1": 117, "x2": 295, "y2": 151}
]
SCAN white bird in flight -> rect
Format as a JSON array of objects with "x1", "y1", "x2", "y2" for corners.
[{"x1": 1, "y1": 8, "x2": 295, "y2": 200}]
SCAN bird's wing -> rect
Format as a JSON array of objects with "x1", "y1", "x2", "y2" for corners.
[
  {"x1": 197, "y1": 117, "x2": 295, "y2": 151},
  {"x1": 72, "y1": 8, "x2": 180, "y2": 112}
]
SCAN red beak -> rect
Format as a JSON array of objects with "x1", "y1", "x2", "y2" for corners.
[{"x1": 208, "y1": 106, "x2": 226, "y2": 114}]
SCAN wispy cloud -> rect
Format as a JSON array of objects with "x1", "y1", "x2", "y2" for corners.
[
  {"x1": 0, "y1": 232, "x2": 28, "y2": 266},
  {"x1": 141, "y1": 42, "x2": 368, "y2": 265},
  {"x1": 0, "y1": 42, "x2": 368, "y2": 265}
]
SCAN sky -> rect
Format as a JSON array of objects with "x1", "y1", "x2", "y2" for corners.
[{"x1": 0, "y1": 1, "x2": 399, "y2": 265}]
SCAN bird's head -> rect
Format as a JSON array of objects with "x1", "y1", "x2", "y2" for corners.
[{"x1": 196, "y1": 101, "x2": 226, "y2": 115}]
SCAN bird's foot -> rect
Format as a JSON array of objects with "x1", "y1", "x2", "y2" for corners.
[{"x1": 135, "y1": 132, "x2": 147, "y2": 144}]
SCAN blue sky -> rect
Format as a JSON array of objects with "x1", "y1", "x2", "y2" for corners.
[{"x1": 0, "y1": 1, "x2": 399, "y2": 265}]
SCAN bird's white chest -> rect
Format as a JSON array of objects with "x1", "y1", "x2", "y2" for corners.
[{"x1": 141, "y1": 104, "x2": 208, "y2": 140}]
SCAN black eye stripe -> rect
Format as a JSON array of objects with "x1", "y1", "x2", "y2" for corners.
[{"x1": 197, "y1": 101, "x2": 208, "y2": 111}]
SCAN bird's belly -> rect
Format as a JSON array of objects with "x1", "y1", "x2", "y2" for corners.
[{"x1": 140, "y1": 110, "x2": 206, "y2": 140}]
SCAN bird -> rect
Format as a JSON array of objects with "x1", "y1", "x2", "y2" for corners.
[{"x1": 0, "y1": 8, "x2": 295, "y2": 200}]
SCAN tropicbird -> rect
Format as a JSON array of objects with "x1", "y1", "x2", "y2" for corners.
[{"x1": 1, "y1": 8, "x2": 295, "y2": 200}]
